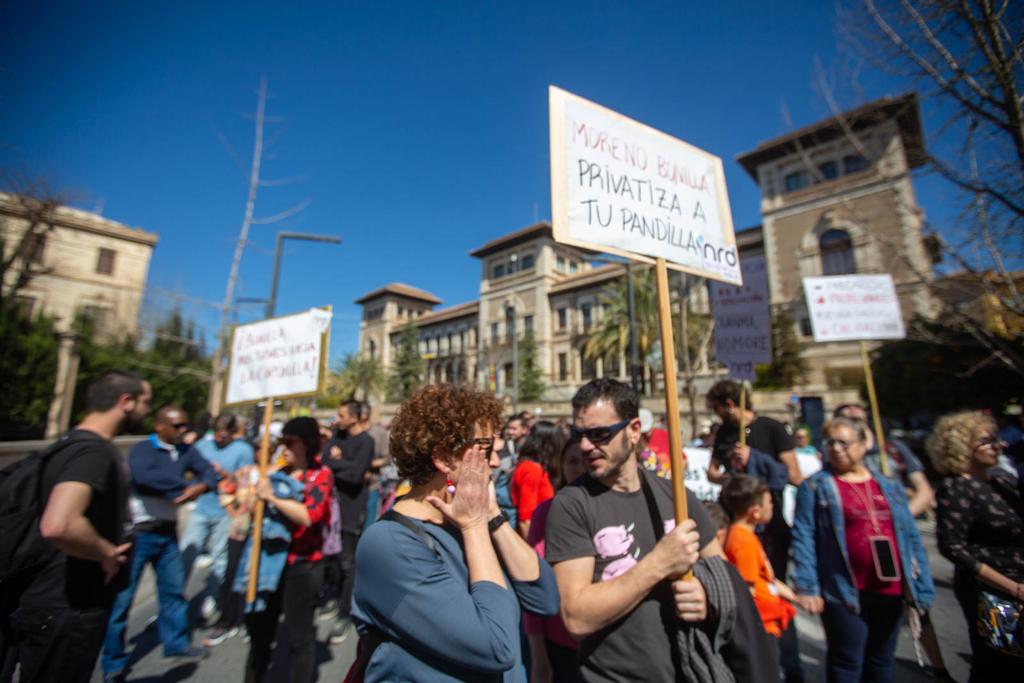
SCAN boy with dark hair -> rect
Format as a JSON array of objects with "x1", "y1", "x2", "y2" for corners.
[{"x1": 720, "y1": 475, "x2": 797, "y2": 640}]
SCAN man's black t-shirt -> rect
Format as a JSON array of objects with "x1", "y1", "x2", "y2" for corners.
[
  {"x1": 712, "y1": 415, "x2": 794, "y2": 475},
  {"x1": 25, "y1": 429, "x2": 130, "y2": 610},
  {"x1": 322, "y1": 430, "x2": 375, "y2": 535}
]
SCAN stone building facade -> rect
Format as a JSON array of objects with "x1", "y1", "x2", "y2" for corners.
[
  {"x1": 357, "y1": 94, "x2": 937, "y2": 398},
  {"x1": 0, "y1": 192, "x2": 158, "y2": 338}
]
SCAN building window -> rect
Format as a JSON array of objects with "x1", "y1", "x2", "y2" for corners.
[
  {"x1": 520, "y1": 253, "x2": 535, "y2": 270},
  {"x1": 799, "y1": 317, "x2": 813, "y2": 337},
  {"x1": 523, "y1": 315, "x2": 534, "y2": 333},
  {"x1": 581, "y1": 303, "x2": 592, "y2": 330},
  {"x1": 603, "y1": 352, "x2": 620, "y2": 377},
  {"x1": 490, "y1": 322, "x2": 499, "y2": 344},
  {"x1": 843, "y1": 155, "x2": 868, "y2": 174},
  {"x1": 558, "y1": 352, "x2": 568, "y2": 381},
  {"x1": 817, "y1": 161, "x2": 838, "y2": 181},
  {"x1": 569, "y1": 261, "x2": 578, "y2": 274},
  {"x1": 556, "y1": 256, "x2": 566, "y2": 272},
  {"x1": 503, "y1": 363, "x2": 514, "y2": 390},
  {"x1": 13, "y1": 295, "x2": 35, "y2": 318},
  {"x1": 96, "y1": 248, "x2": 116, "y2": 275},
  {"x1": 784, "y1": 171, "x2": 809, "y2": 193},
  {"x1": 505, "y1": 307, "x2": 515, "y2": 341},
  {"x1": 581, "y1": 350, "x2": 597, "y2": 380},
  {"x1": 493, "y1": 263, "x2": 505, "y2": 279},
  {"x1": 820, "y1": 229, "x2": 857, "y2": 275},
  {"x1": 557, "y1": 308, "x2": 567, "y2": 330},
  {"x1": 25, "y1": 233, "x2": 46, "y2": 264},
  {"x1": 79, "y1": 304, "x2": 110, "y2": 335}
]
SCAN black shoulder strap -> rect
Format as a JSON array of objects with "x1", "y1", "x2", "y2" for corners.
[
  {"x1": 380, "y1": 508, "x2": 442, "y2": 558},
  {"x1": 638, "y1": 468, "x2": 666, "y2": 542}
]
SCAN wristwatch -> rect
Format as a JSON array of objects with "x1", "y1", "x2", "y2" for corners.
[{"x1": 488, "y1": 511, "x2": 509, "y2": 534}]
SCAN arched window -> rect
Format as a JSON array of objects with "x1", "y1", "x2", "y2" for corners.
[
  {"x1": 820, "y1": 229, "x2": 856, "y2": 275},
  {"x1": 368, "y1": 339, "x2": 377, "y2": 360}
]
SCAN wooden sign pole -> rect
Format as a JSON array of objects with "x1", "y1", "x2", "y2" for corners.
[
  {"x1": 859, "y1": 341, "x2": 890, "y2": 476},
  {"x1": 739, "y1": 382, "x2": 747, "y2": 449},
  {"x1": 246, "y1": 398, "x2": 275, "y2": 604},
  {"x1": 654, "y1": 258, "x2": 692, "y2": 580}
]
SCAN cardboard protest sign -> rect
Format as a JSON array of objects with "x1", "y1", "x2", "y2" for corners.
[
  {"x1": 224, "y1": 307, "x2": 332, "y2": 406},
  {"x1": 710, "y1": 255, "x2": 772, "y2": 380},
  {"x1": 803, "y1": 275, "x2": 905, "y2": 342},
  {"x1": 681, "y1": 448, "x2": 721, "y2": 502},
  {"x1": 549, "y1": 86, "x2": 741, "y2": 285}
]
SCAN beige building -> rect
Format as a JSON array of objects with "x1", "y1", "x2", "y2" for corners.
[
  {"x1": 0, "y1": 192, "x2": 158, "y2": 338},
  {"x1": 357, "y1": 94, "x2": 937, "y2": 398}
]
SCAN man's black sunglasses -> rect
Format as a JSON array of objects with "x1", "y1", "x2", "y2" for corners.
[{"x1": 570, "y1": 419, "x2": 632, "y2": 445}]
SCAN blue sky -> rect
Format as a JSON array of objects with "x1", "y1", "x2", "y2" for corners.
[{"x1": 1, "y1": 1, "x2": 951, "y2": 361}]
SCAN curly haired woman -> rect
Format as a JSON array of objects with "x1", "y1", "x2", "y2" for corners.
[
  {"x1": 927, "y1": 411, "x2": 1024, "y2": 682},
  {"x1": 351, "y1": 384, "x2": 560, "y2": 682}
]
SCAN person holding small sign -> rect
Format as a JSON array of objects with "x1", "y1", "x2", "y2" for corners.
[{"x1": 792, "y1": 417, "x2": 934, "y2": 683}]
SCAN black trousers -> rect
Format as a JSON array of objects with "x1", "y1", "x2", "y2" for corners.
[
  {"x1": 216, "y1": 537, "x2": 246, "y2": 629},
  {"x1": 337, "y1": 532, "x2": 359, "y2": 619},
  {"x1": 953, "y1": 570, "x2": 1024, "y2": 682},
  {"x1": 244, "y1": 561, "x2": 324, "y2": 683},
  {"x1": 2, "y1": 604, "x2": 110, "y2": 683}
]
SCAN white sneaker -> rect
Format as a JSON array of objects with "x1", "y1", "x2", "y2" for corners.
[{"x1": 200, "y1": 595, "x2": 218, "y2": 624}]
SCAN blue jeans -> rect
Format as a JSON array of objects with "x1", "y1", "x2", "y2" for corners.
[
  {"x1": 179, "y1": 508, "x2": 230, "y2": 597},
  {"x1": 821, "y1": 592, "x2": 904, "y2": 683},
  {"x1": 102, "y1": 528, "x2": 190, "y2": 674},
  {"x1": 365, "y1": 488, "x2": 381, "y2": 525}
]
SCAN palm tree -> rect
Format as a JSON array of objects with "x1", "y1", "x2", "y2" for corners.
[
  {"x1": 326, "y1": 352, "x2": 386, "y2": 402},
  {"x1": 583, "y1": 266, "x2": 659, "y2": 394}
]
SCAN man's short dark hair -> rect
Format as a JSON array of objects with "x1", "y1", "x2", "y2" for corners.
[
  {"x1": 85, "y1": 370, "x2": 145, "y2": 413},
  {"x1": 706, "y1": 379, "x2": 750, "y2": 409},
  {"x1": 720, "y1": 474, "x2": 769, "y2": 519},
  {"x1": 340, "y1": 399, "x2": 361, "y2": 416},
  {"x1": 214, "y1": 414, "x2": 238, "y2": 432},
  {"x1": 358, "y1": 401, "x2": 372, "y2": 419},
  {"x1": 571, "y1": 378, "x2": 639, "y2": 421}
]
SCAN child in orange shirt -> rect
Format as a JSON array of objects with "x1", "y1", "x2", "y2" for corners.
[{"x1": 721, "y1": 474, "x2": 797, "y2": 638}]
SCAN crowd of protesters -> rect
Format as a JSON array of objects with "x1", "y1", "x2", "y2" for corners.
[{"x1": 0, "y1": 370, "x2": 1022, "y2": 682}]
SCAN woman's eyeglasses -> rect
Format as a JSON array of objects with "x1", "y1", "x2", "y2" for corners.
[
  {"x1": 570, "y1": 419, "x2": 631, "y2": 445},
  {"x1": 974, "y1": 435, "x2": 1000, "y2": 448},
  {"x1": 824, "y1": 437, "x2": 858, "y2": 450},
  {"x1": 461, "y1": 437, "x2": 496, "y2": 452}
]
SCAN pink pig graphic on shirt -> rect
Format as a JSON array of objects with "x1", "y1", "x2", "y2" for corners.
[
  {"x1": 593, "y1": 524, "x2": 634, "y2": 558},
  {"x1": 601, "y1": 555, "x2": 638, "y2": 581}
]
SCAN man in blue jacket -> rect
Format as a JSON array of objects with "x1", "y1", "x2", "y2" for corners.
[{"x1": 101, "y1": 405, "x2": 217, "y2": 681}]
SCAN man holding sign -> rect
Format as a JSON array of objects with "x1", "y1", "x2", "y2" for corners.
[{"x1": 545, "y1": 379, "x2": 723, "y2": 682}]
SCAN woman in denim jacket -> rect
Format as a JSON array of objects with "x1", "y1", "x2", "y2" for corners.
[{"x1": 792, "y1": 417, "x2": 934, "y2": 683}]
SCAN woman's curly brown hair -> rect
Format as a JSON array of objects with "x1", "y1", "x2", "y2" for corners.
[
  {"x1": 925, "y1": 410, "x2": 995, "y2": 476},
  {"x1": 389, "y1": 384, "x2": 504, "y2": 486}
]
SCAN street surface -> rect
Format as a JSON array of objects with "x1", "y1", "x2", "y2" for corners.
[{"x1": 92, "y1": 513, "x2": 971, "y2": 682}]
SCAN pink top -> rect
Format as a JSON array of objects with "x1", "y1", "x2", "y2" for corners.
[
  {"x1": 523, "y1": 499, "x2": 577, "y2": 649},
  {"x1": 835, "y1": 477, "x2": 902, "y2": 596}
]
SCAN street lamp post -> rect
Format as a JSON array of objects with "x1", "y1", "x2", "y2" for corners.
[{"x1": 266, "y1": 231, "x2": 342, "y2": 318}]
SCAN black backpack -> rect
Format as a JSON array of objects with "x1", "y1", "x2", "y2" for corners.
[{"x1": 0, "y1": 431, "x2": 96, "y2": 582}]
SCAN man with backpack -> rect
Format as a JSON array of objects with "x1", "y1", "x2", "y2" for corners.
[{"x1": 0, "y1": 370, "x2": 151, "y2": 683}]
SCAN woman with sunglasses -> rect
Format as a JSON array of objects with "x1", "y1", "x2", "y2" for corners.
[
  {"x1": 791, "y1": 417, "x2": 934, "y2": 683},
  {"x1": 351, "y1": 384, "x2": 559, "y2": 682},
  {"x1": 926, "y1": 411, "x2": 1024, "y2": 681},
  {"x1": 243, "y1": 416, "x2": 333, "y2": 683}
]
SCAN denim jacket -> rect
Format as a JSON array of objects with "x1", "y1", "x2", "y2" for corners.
[
  {"x1": 791, "y1": 465, "x2": 935, "y2": 612},
  {"x1": 233, "y1": 471, "x2": 306, "y2": 609}
]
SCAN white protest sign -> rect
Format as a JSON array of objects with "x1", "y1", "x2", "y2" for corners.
[
  {"x1": 681, "y1": 447, "x2": 721, "y2": 502},
  {"x1": 225, "y1": 308, "x2": 332, "y2": 405},
  {"x1": 710, "y1": 255, "x2": 772, "y2": 380},
  {"x1": 803, "y1": 275, "x2": 905, "y2": 342},
  {"x1": 549, "y1": 86, "x2": 741, "y2": 285}
]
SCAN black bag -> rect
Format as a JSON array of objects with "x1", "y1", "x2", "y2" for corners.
[{"x1": 0, "y1": 431, "x2": 94, "y2": 582}]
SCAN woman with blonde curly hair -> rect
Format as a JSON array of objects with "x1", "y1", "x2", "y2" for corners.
[
  {"x1": 927, "y1": 410, "x2": 1024, "y2": 681},
  {"x1": 349, "y1": 384, "x2": 560, "y2": 682}
]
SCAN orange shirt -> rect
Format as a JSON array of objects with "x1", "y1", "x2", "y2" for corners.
[{"x1": 724, "y1": 524, "x2": 795, "y2": 637}]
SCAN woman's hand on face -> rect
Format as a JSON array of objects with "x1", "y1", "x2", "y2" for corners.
[{"x1": 427, "y1": 446, "x2": 492, "y2": 531}]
